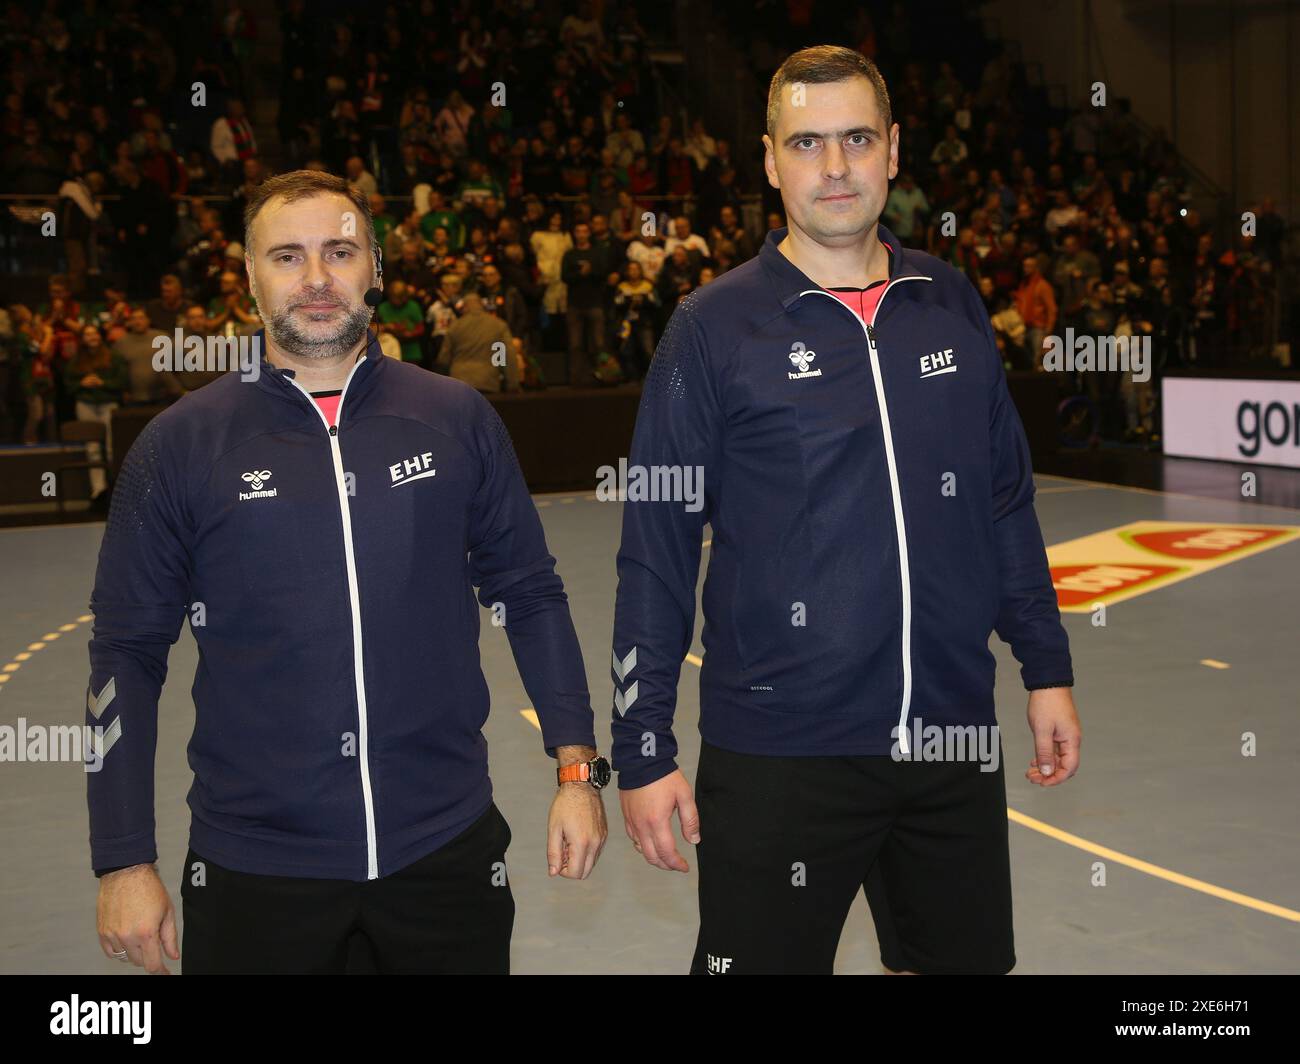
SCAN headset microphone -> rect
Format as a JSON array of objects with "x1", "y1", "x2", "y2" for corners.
[{"x1": 364, "y1": 246, "x2": 384, "y2": 307}]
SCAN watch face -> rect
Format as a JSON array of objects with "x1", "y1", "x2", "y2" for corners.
[{"x1": 591, "y1": 756, "x2": 612, "y2": 789}]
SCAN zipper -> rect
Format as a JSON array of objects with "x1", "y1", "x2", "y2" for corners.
[
  {"x1": 798, "y1": 275, "x2": 931, "y2": 754},
  {"x1": 284, "y1": 356, "x2": 381, "y2": 879}
]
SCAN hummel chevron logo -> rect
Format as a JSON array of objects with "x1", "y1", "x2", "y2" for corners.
[
  {"x1": 613, "y1": 647, "x2": 638, "y2": 716},
  {"x1": 612, "y1": 646, "x2": 637, "y2": 681},
  {"x1": 87, "y1": 677, "x2": 116, "y2": 720},
  {"x1": 614, "y1": 681, "x2": 639, "y2": 716}
]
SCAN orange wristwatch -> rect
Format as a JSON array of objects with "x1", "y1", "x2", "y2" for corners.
[{"x1": 557, "y1": 755, "x2": 611, "y2": 789}]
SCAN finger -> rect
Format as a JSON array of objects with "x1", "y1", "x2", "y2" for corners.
[
  {"x1": 126, "y1": 940, "x2": 146, "y2": 968},
  {"x1": 99, "y1": 933, "x2": 125, "y2": 961},
  {"x1": 1031, "y1": 728, "x2": 1057, "y2": 777},
  {"x1": 583, "y1": 837, "x2": 601, "y2": 878},
  {"x1": 546, "y1": 819, "x2": 565, "y2": 877},
  {"x1": 161, "y1": 905, "x2": 180, "y2": 961},
  {"x1": 633, "y1": 822, "x2": 669, "y2": 869},
  {"x1": 650, "y1": 819, "x2": 689, "y2": 872},
  {"x1": 140, "y1": 932, "x2": 169, "y2": 975},
  {"x1": 562, "y1": 838, "x2": 590, "y2": 880},
  {"x1": 557, "y1": 836, "x2": 584, "y2": 879},
  {"x1": 678, "y1": 793, "x2": 701, "y2": 845}
]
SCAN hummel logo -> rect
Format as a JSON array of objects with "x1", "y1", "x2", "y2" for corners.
[
  {"x1": 612, "y1": 646, "x2": 638, "y2": 716},
  {"x1": 390, "y1": 451, "x2": 436, "y2": 487},
  {"x1": 239, "y1": 469, "x2": 277, "y2": 501},
  {"x1": 788, "y1": 341, "x2": 822, "y2": 380},
  {"x1": 919, "y1": 348, "x2": 956, "y2": 378}
]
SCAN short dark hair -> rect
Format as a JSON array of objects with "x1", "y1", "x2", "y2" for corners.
[
  {"x1": 242, "y1": 169, "x2": 378, "y2": 260},
  {"x1": 767, "y1": 45, "x2": 892, "y2": 140}
]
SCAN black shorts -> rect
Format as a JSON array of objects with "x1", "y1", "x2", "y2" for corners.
[
  {"x1": 689, "y1": 739, "x2": 1014, "y2": 975},
  {"x1": 179, "y1": 802, "x2": 514, "y2": 974}
]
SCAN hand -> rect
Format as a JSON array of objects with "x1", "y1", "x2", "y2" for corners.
[
  {"x1": 81, "y1": 373, "x2": 104, "y2": 388},
  {"x1": 546, "y1": 783, "x2": 607, "y2": 879},
  {"x1": 96, "y1": 864, "x2": 179, "y2": 974},
  {"x1": 1025, "y1": 687, "x2": 1081, "y2": 786},
  {"x1": 619, "y1": 769, "x2": 699, "y2": 872}
]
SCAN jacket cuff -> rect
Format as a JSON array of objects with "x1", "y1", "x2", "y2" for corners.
[{"x1": 615, "y1": 757, "x2": 679, "y2": 791}]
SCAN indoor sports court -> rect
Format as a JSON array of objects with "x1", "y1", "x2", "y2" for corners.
[
  {"x1": 2, "y1": 466, "x2": 1296, "y2": 974},
  {"x1": 2, "y1": 0, "x2": 1298, "y2": 1003}
]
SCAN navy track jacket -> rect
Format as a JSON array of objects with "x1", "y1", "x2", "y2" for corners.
[
  {"x1": 610, "y1": 223, "x2": 1073, "y2": 789},
  {"x1": 85, "y1": 331, "x2": 594, "y2": 880}
]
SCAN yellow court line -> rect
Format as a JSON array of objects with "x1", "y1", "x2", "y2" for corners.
[
  {"x1": 535, "y1": 678, "x2": 1298, "y2": 919},
  {"x1": 680, "y1": 654, "x2": 1300, "y2": 921},
  {"x1": 0, "y1": 614, "x2": 94, "y2": 688},
  {"x1": 1006, "y1": 809, "x2": 1300, "y2": 922}
]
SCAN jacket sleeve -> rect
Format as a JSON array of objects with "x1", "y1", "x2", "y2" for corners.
[
  {"x1": 467, "y1": 394, "x2": 595, "y2": 755},
  {"x1": 610, "y1": 293, "x2": 723, "y2": 789},
  {"x1": 966, "y1": 278, "x2": 1074, "y2": 690},
  {"x1": 85, "y1": 414, "x2": 193, "y2": 872}
]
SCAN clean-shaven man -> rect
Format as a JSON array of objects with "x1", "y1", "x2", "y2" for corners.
[{"x1": 611, "y1": 46, "x2": 1080, "y2": 974}]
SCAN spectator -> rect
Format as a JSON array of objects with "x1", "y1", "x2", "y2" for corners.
[
  {"x1": 477, "y1": 264, "x2": 529, "y2": 344},
  {"x1": 145, "y1": 275, "x2": 188, "y2": 333},
  {"x1": 435, "y1": 90, "x2": 476, "y2": 158},
  {"x1": 62, "y1": 324, "x2": 127, "y2": 505},
  {"x1": 436, "y1": 292, "x2": 518, "y2": 393},
  {"x1": 1014, "y1": 256, "x2": 1058, "y2": 368},
  {"x1": 884, "y1": 172, "x2": 930, "y2": 242},
  {"x1": 664, "y1": 215, "x2": 709, "y2": 261},
  {"x1": 210, "y1": 99, "x2": 257, "y2": 173},
  {"x1": 531, "y1": 210, "x2": 573, "y2": 321},
  {"x1": 425, "y1": 273, "x2": 465, "y2": 368},
  {"x1": 561, "y1": 221, "x2": 618, "y2": 386},
  {"x1": 344, "y1": 155, "x2": 378, "y2": 198},
  {"x1": 113, "y1": 307, "x2": 180, "y2": 405},
  {"x1": 206, "y1": 270, "x2": 260, "y2": 334},
  {"x1": 375, "y1": 280, "x2": 426, "y2": 365},
  {"x1": 612, "y1": 261, "x2": 660, "y2": 381}
]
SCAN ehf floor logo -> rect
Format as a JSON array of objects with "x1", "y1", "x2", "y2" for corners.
[{"x1": 1047, "y1": 521, "x2": 1300, "y2": 610}]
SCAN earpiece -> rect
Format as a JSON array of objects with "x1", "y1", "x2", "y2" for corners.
[{"x1": 364, "y1": 246, "x2": 384, "y2": 307}]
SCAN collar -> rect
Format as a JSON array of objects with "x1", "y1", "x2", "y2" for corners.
[
  {"x1": 760, "y1": 221, "x2": 927, "y2": 311},
  {"x1": 253, "y1": 326, "x2": 384, "y2": 401}
]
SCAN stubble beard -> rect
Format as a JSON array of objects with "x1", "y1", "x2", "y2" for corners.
[{"x1": 266, "y1": 297, "x2": 373, "y2": 360}]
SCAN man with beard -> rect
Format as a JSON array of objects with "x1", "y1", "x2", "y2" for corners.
[{"x1": 86, "y1": 170, "x2": 607, "y2": 975}]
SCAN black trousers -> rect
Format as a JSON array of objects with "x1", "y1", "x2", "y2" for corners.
[
  {"x1": 180, "y1": 803, "x2": 514, "y2": 974},
  {"x1": 689, "y1": 740, "x2": 1015, "y2": 975}
]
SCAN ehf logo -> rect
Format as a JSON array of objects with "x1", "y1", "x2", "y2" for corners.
[{"x1": 787, "y1": 341, "x2": 822, "y2": 380}]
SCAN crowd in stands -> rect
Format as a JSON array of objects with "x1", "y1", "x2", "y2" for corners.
[
  {"x1": 740, "y1": 1, "x2": 1290, "y2": 443},
  {"x1": 0, "y1": 0, "x2": 751, "y2": 475},
  {"x1": 0, "y1": 0, "x2": 1291, "y2": 487}
]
